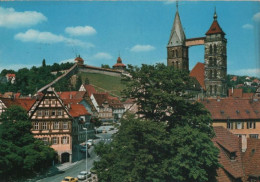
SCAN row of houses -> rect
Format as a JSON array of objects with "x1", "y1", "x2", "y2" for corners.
[{"x1": 0, "y1": 84, "x2": 131, "y2": 163}]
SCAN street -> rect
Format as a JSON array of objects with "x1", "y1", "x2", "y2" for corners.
[{"x1": 36, "y1": 131, "x2": 114, "y2": 182}]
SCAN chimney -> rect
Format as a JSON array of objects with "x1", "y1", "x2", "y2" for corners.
[
  {"x1": 70, "y1": 94, "x2": 72, "y2": 99},
  {"x1": 241, "y1": 135, "x2": 247, "y2": 152},
  {"x1": 232, "y1": 87, "x2": 234, "y2": 94}
]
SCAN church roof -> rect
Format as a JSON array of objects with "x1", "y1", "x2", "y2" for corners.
[
  {"x1": 113, "y1": 57, "x2": 126, "y2": 68},
  {"x1": 168, "y1": 10, "x2": 186, "y2": 47},
  {"x1": 206, "y1": 11, "x2": 225, "y2": 35},
  {"x1": 190, "y1": 62, "x2": 205, "y2": 90}
]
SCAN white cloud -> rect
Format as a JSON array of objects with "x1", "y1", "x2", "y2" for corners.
[
  {"x1": 130, "y1": 45, "x2": 155, "y2": 52},
  {"x1": 0, "y1": 7, "x2": 47, "y2": 28},
  {"x1": 14, "y1": 29, "x2": 94, "y2": 48},
  {"x1": 253, "y1": 12, "x2": 260, "y2": 22},
  {"x1": 92, "y1": 52, "x2": 113, "y2": 60},
  {"x1": 242, "y1": 24, "x2": 253, "y2": 30},
  {"x1": 232, "y1": 68, "x2": 260, "y2": 77},
  {"x1": 65, "y1": 26, "x2": 97, "y2": 36}
]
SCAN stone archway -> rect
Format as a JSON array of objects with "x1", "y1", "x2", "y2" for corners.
[{"x1": 61, "y1": 152, "x2": 70, "y2": 163}]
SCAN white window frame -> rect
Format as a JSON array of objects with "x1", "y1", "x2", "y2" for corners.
[
  {"x1": 63, "y1": 122, "x2": 68, "y2": 129},
  {"x1": 236, "y1": 122, "x2": 242, "y2": 129},
  {"x1": 44, "y1": 110, "x2": 49, "y2": 116},
  {"x1": 42, "y1": 122, "x2": 48, "y2": 130},
  {"x1": 52, "y1": 137, "x2": 58, "y2": 144},
  {"x1": 53, "y1": 122, "x2": 59, "y2": 129},
  {"x1": 34, "y1": 122, "x2": 39, "y2": 130},
  {"x1": 62, "y1": 136, "x2": 69, "y2": 144}
]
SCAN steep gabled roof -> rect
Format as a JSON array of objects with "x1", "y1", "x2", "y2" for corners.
[
  {"x1": 189, "y1": 62, "x2": 205, "y2": 90},
  {"x1": 206, "y1": 11, "x2": 225, "y2": 35},
  {"x1": 213, "y1": 127, "x2": 244, "y2": 180},
  {"x1": 243, "y1": 138, "x2": 260, "y2": 178},
  {"x1": 83, "y1": 84, "x2": 96, "y2": 97},
  {"x1": 168, "y1": 10, "x2": 186, "y2": 47}
]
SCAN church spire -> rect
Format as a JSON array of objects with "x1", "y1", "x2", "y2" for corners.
[
  {"x1": 167, "y1": 4, "x2": 186, "y2": 47},
  {"x1": 214, "y1": 6, "x2": 217, "y2": 20}
]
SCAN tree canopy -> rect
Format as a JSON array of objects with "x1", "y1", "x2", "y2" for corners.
[
  {"x1": 94, "y1": 115, "x2": 219, "y2": 182},
  {"x1": 94, "y1": 63, "x2": 220, "y2": 181},
  {"x1": 123, "y1": 63, "x2": 213, "y2": 135},
  {"x1": 0, "y1": 106, "x2": 56, "y2": 181}
]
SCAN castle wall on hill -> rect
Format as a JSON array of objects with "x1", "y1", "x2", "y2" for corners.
[{"x1": 78, "y1": 66, "x2": 122, "y2": 77}]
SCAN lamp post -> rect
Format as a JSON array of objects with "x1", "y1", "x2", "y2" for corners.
[{"x1": 83, "y1": 127, "x2": 88, "y2": 174}]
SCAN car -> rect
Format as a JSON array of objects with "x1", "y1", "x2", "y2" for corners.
[
  {"x1": 87, "y1": 139, "x2": 94, "y2": 146},
  {"x1": 102, "y1": 130, "x2": 107, "y2": 133},
  {"x1": 77, "y1": 171, "x2": 91, "y2": 180},
  {"x1": 61, "y1": 176, "x2": 78, "y2": 182},
  {"x1": 109, "y1": 127, "x2": 114, "y2": 131}
]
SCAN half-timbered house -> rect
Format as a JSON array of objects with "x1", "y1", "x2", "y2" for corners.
[{"x1": 29, "y1": 87, "x2": 75, "y2": 163}]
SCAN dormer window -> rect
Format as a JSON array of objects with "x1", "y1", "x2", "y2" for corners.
[{"x1": 230, "y1": 152, "x2": 236, "y2": 160}]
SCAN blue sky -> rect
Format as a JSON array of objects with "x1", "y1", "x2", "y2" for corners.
[{"x1": 0, "y1": 1, "x2": 259, "y2": 77}]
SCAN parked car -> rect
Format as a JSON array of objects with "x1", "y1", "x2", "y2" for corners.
[
  {"x1": 87, "y1": 139, "x2": 94, "y2": 146},
  {"x1": 77, "y1": 171, "x2": 91, "y2": 180},
  {"x1": 61, "y1": 176, "x2": 78, "y2": 182}
]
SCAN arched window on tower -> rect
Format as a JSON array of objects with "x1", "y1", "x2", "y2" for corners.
[
  {"x1": 209, "y1": 70, "x2": 212, "y2": 79},
  {"x1": 214, "y1": 58, "x2": 217, "y2": 66},
  {"x1": 209, "y1": 57, "x2": 212, "y2": 66},
  {"x1": 214, "y1": 85, "x2": 217, "y2": 95},
  {"x1": 209, "y1": 45, "x2": 212, "y2": 55},
  {"x1": 176, "y1": 61, "x2": 179, "y2": 69},
  {"x1": 214, "y1": 44, "x2": 217, "y2": 54},
  {"x1": 176, "y1": 50, "x2": 178, "y2": 58},
  {"x1": 210, "y1": 85, "x2": 213, "y2": 95},
  {"x1": 172, "y1": 50, "x2": 175, "y2": 58},
  {"x1": 214, "y1": 70, "x2": 217, "y2": 78}
]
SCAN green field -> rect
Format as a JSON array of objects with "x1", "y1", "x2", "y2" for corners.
[{"x1": 79, "y1": 72, "x2": 126, "y2": 97}]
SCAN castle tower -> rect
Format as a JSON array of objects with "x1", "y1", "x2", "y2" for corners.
[
  {"x1": 167, "y1": 5, "x2": 189, "y2": 71},
  {"x1": 204, "y1": 10, "x2": 227, "y2": 97}
]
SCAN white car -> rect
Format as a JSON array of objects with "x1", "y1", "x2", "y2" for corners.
[
  {"x1": 77, "y1": 171, "x2": 91, "y2": 180},
  {"x1": 87, "y1": 139, "x2": 94, "y2": 146}
]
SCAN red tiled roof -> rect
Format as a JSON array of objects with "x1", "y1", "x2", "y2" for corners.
[
  {"x1": 189, "y1": 62, "x2": 205, "y2": 89},
  {"x1": 6, "y1": 74, "x2": 15, "y2": 77},
  {"x1": 113, "y1": 63, "x2": 126, "y2": 68},
  {"x1": 62, "y1": 98, "x2": 82, "y2": 105},
  {"x1": 58, "y1": 91, "x2": 85, "y2": 100},
  {"x1": 93, "y1": 93, "x2": 109, "y2": 106},
  {"x1": 1, "y1": 98, "x2": 36, "y2": 111},
  {"x1": 69, "y1": 104, "x2": 90, "y2": 117},
  {"x1": 213, "y1": 127, "x2": 244, "y2": 180},
  {"x1": 83, "y1": 85, "x2": 96, "y2": 97},
  {"x1": 206, "y1": 20, "x2": 225, "y2": 35},
  {"x1": 201, "y1": 98, "x2": 260, "y2": 120},
  {"x1": 75, "y1": 56, "x2": 84, "y2": 62},
  {"x1": 228, "y1": 89, "x2": 254, "y2": 99},
  {"x1": 228, "y1": 89, "x2": 243, "y2": 98},
  {"x1": 243, "y1": 138, "x2": 260, "y2": 177}
]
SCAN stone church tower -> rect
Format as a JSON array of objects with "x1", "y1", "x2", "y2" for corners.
[
  {"x1": 204, "y1": 10, "x2": 227, "y2": 97},
  {"x1": 167, "y1": 8, "x2": 189, "y2": 71}
]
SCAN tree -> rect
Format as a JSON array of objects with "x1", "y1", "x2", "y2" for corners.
[
  {"x1": 101, "y1": 64, "x2": 111, "y2": 69},
  {"x1": 94, "y1": 114, "x2": 220, "y2": 182},
  {"x1": 123, "y1": 63, "x2": 213, "y2": 135},
  {"x1": 42, "y1": 59, "x2": 46, "y2": 67},
  {"x1": 0, "y1": 106, "x2": 56, "y2": 180}
]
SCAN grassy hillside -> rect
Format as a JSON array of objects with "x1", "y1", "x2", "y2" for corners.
[{"x1": 79, "y1": 72, "x2": 126, "y2": 97}]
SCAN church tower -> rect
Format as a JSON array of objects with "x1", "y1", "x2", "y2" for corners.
[
  {"x1": 204, "y1": 10, "x2": 227, "y2": 97},
  {"x1": 167, "y1": 5, "x2": 189, "y2": 71}
]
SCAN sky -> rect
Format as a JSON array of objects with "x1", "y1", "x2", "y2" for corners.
[{"x1": 0, "y1": 1, "x2": 259, "y2": 77}]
